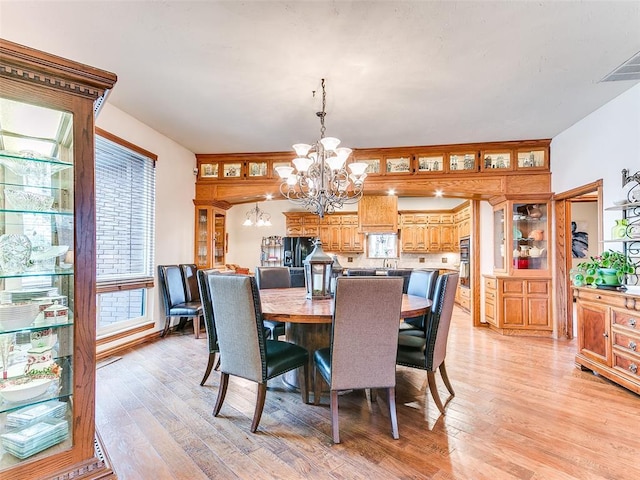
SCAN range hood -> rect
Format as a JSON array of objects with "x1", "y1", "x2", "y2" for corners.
[{"x1": 358, "y1": 195, "x2": 398, "y2": 233}]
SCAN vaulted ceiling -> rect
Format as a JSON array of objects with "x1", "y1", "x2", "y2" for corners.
[{"x1": 1, "y1": 1, "x2": 639, "y2": 155}]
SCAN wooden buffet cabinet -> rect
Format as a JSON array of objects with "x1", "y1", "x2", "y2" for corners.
[
  {"x1": 0, "y1": 40, "x2": 117, "y2": 479},
  {"x1": 574, "y1": 287, "x2": 640, "y2": 395},
  {"x1": 483, "y1": 196, "x2": 552, "y2": 336}
]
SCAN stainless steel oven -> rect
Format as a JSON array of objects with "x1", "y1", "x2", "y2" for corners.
[{"x1": 459, "y1": 237, "x2": 470, "y2": 288}]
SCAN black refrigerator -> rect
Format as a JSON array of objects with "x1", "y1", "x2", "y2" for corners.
[{"x1": 283, "y1": 237, "x2": 316, "y2": 267}]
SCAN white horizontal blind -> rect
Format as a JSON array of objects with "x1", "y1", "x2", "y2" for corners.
[{"x1": 95, "y1": 135, "x2": 155, "y2": 286}]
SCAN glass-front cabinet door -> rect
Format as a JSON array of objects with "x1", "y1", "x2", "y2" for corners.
[
  {"x1": 493, "y1": 206, "x2": 506, "y2": 271},
  {"x1": 194, "y1": 205, "x2": 226, "y2": 268},
  {"x1": 0, "y1": 98, "x2": 76, "y2": 468},
  {"x1": 492, "y1": 198, "x2": 550, "y2": 276}
]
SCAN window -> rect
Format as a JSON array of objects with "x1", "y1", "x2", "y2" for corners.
[{"x1": 95, "y1": 130, "x2": 156, "y2": 334}]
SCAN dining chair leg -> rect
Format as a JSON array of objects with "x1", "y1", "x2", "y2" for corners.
[
  {"x1": 439, "y1": 362, "x2": 455, "y2": 397},
  {"x1": 194, "y1": 315, "x2": 201, "y2": 339},
  {"x1": 313, "y1": 367, "x2": 322, "y2": 406},
  {"x1": 365, "y1": 388, "x2": 378, "y2": 403},
  {"x1": 200, "y1": 352, "x2": 217, "y2": 386},
  {"x1": 330, "y1": 390, "x2": 340, "y2": 444},
  {"x1": 427, "y1": 371, "x2": 446, "y2": 414},
  {"x1": 213, "y1": 372, "x2": 229, "y2": 417},
  {"x1": 160, "y1": 316, "x2": 172, "y2": 338},
  {"x1": 387, "y1": 387, "x2": 399, "y2": 440},
  {"x1": 298, "y1": 364, "x2": 309, "y2": 404},
  {"x1": 251, "y1": 383, "x2": 268, "y2": 433},
  {"x1": 214, "y1": 355, "x2": 221, "y2": 371}
]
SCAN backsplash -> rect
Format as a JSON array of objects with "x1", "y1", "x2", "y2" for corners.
[{"x1": 331, "y1": 252, "x2": 460, "y2": 270}]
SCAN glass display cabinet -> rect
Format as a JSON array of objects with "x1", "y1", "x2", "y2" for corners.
[
  {"x1": 0, "y1": 39, "x2": 116, "y2": 479},
  {"x1": 485, "y1": 196, "x2": 552, "y2": 336},
  {"x1": 194, "y1": 205, "x2": 226, "y2": 269}
]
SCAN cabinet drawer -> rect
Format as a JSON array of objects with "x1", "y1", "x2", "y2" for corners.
[
  {"x1": 485, "y1": 289, "x2": 496, "y2": 301},
  {"x1": 612, "y1": 349, "x2": 640, "y2": 381},
  {"x1": 612, "y1": 308, "x2": 639, "y2": 330},
  {"x1": 485, "y1": 277, "x2": 497, "y2": 289},
  {"x1": 573, "y1": 288, "x2": 629, "y2": 308},
  {"x1": 460, "y1": 296, "x2": 470, "y2": 310},
  {"x1": 612, "y1": 328, "x2": 640, "y2": 354},
  {"x1": 460, "y1": 287, "x2": 470, "y2": 299}
]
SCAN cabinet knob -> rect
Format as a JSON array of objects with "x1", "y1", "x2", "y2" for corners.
[
  {"x1": 630, "y1": 363, "x2": 638, "y2": 375},
  {"x1": 629, "y1": 318, "x2": 637, "y2": 328},
  {"x1": 603, "y1": 332, "x2": 609, "y2": 338},
  {"x1": 596, "y1": 295, "x2": 601, "y2": 300},
  {"x1": 629, "y1": 341, "x2": 637, "y2": 352}
]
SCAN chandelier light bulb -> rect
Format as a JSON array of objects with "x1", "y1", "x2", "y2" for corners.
[
  {"x1": 348, "y1": 162, "x2": 368, "y2": 176},
  {"x1": 292, "y1": 143, "x2": 312, "y2": 157},
  {"x1": 293, "y1": 157, "x2": 313, "y2": 173},
  {"x1": 327, "y1": 155, "x2": 346, "y2": 171},
  {"x1": 275, "y1": 165, "x2": 294, "y2": 179},
  {"x1": 243, "y1": 203, "x2": 271, "y2": 227},
  {"x1": 319, "y1": 136, "x2": 340, "y2": 151}
]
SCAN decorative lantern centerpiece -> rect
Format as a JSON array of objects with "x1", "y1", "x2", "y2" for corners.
[
  {"x1": 303, "y1": 239, "x2": 333, "y2": 299},
  {"x1": 330, "y1": 254, "x2": 343, "y2": 295}
]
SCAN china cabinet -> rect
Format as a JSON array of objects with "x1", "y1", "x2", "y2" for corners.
[
  {"x1": 484, "y1": 196, "x2": 552, "y2": 336},
  {"x1": 0, "y1": 39, "x2": 116, "y2": 479},
  {"x1": 194, "y1": 204, "x2": 226, "y2": 268}
]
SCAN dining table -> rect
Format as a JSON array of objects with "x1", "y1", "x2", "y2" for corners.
[{"x1": 260, "y1": 287, "x2": 432, "y2": 389}]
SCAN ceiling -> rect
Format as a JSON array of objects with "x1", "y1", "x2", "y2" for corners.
[{"x1": 1, "y1": 1, "x2": 639, "y2": 155}]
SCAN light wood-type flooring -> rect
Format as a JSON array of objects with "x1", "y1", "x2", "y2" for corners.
[{"x1": 95, "y1": 306, "x2": 640, "y2": 479}]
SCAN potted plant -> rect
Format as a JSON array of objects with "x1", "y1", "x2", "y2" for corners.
[{"x1": 571, "y1": 249, "x2": 638, "y2": 287}]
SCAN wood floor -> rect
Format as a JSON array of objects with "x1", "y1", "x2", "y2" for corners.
[{"x1": 95, "y1": 307, "x2": 640, "y2": 480}]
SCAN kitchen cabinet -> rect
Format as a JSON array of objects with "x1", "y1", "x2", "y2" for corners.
[
  {"x1": 338, "y1": 215, "x2": 363, "y2": 253},
  {"x1": 358, "y1": 195, "x2": 398, "y2": 234},
  {"x1": 574, "y1": 287, "x2": 639, "y2": 395},
  {"x1": 284, "y1": 212, "x2": 319, "y2": 237},
  {"x1": 0, "y1": 39, "x2": 116, "y2": 479},
  {"x1": 483, "y1": 275, "x2": 552, "y2": 336},
  {"x1": 194, "y1": 205, "x2": 226, "y2": 268},
  {"x1": 287, "y1": 213, "x2": 363, "y2": 253}
]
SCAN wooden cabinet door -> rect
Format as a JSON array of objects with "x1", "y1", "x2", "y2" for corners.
[
  {"x1": 427, "y1": 225, "x2": 441, "y2": 251},
  {"x1": 328, "y1": 225, "x2": 341, "y2": 251},
  {"x1": 319, "y1": 224, "x2": 331, "y2": 248},
  {"x1": 577, "y1": 300, "x2": 611, "y2": 366},
  {"x1": 401, "y1": 225, "x2": 416, "y2": 252},
  {"x1": 440, "y1": 224, "x2": 455, "y2": 251}
]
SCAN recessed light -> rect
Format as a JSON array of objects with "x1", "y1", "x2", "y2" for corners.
[
  {"x1": 388, "y1": 189, "x2": 396, "y2": 195},
  {"x1": 265, "y1": 194, "x2": 273, "y2": 200},
  {"x1": 435, "y1": 190, "x2": 443, "y2": 197}
]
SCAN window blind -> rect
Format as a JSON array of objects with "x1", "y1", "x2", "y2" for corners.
[{"x1": 95, "y1": 135, "x2": 155, "y2": 287}]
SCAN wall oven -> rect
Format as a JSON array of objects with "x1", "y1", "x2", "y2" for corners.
[{"x1": 459, "y1": 237, "x2": 470, "y2": 288}]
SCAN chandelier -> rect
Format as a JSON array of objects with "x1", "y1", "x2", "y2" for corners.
[
  {"x1": 275, "y1": 79, "x2": 368, "y2": 218},
  {"x1": 242, "y1": 203, "x2": 272, "y2": 227}
]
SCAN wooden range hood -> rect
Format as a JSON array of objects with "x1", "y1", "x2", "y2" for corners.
[{"x1": 358, "y1": 195, "x2": 398, "y2": 233}]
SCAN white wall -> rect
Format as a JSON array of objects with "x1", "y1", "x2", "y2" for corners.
[
  {"x1": 226, "y1": 197, "x2": 465, "y2": 270},
  {"x1": 96, "y1": 103, "x2": 197, "y2": 339},
  {"x1": 552, "y1": 83, "x2": 640, "y2": 234}
]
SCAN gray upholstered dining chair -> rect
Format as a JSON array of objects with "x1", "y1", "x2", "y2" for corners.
[
  {"x1": 399, "y1": 269, "x2": 439, "y2": 337},
  {"x1": 313, "y1": 276, "x2": 404, "y2": 443},
  {"x1": 158, "y1": 265, "x2": 203, "y2": 338},
  {"x1": 254, "y1": 266, "x2": 290, "y2": 339},
  {"x1": 397, "y1": 272, "x2": 459, "y2": 414},
  {"x1": 344, "y1": 268, "x2": 375, "y2": 276},
  {"x1": 206, "y1": 273, "x2": 309, "y2": 433},
  {"x1": 196, "y1": 268, "x2": 220, "y2": 386},
  {"x1": 180, "y1": 263, "x2": 202, "y2": 338}
]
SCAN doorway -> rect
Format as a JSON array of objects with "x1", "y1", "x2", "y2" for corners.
[{"x1": 553, "y1": 180, "x2": 602, "y2": 339}]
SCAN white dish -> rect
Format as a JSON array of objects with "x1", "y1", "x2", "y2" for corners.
[
  {"x1": 30, "y1": 245, "x2": 69, "y2": 262},
  {"x1": 612, "y1": 199, "x2": 627, "y2": 206},
  {"x1": 0, "y1": 302, "x2": 39, "y2": 331},
  {"x1": 0, "y1": 377, "x2": 53, "y2": 403},
  {"x1": 4, "y1": 188, "x2": 54, "y2": 212}
]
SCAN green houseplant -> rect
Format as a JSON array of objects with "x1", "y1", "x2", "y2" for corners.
[{"x1": 571, "y1": 249, "x2": 638, "y2": 287}]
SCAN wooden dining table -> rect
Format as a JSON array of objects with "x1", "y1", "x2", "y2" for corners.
[{"x1": 260, "y1": 287, "x2": 432, "y2": 389}]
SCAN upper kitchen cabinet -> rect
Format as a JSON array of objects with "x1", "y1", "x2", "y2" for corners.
[
  {"x1": 0, "y1": 39, "x2": 117, "y2": 479},
  {"x1": 481, "y1": 149, "x2": 513, "y2": 172}
]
